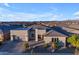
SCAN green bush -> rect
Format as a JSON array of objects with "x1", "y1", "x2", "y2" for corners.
[{"x1": 55, "y1": 42, "x2": 60, "y2": 48}]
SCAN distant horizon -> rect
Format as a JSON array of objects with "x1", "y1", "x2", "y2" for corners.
[
  {"x1": 0, "y1": 19, "x2": 79, "y2": 22},
  {"x1": 0, "y1": 3, "x2": 79, "y2": 21}
]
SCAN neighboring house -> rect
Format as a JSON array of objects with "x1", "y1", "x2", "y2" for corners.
[
  {"x1": 44, "y1": 29, "x2": 68, "y2": 47},
  {"x1": 61, "y1": 26, "x2": 79, "y2": 34},
  {"x1": 0, "y1": 25, "x2": 23, "y2": 41},
  {"x1": 10, "y1": 28, "x2": 32, "y2": 41},
  {"x1": 0, "y1": 25, "x2": 10, "y2": 41},
  {"x1": 0, "y1": 30, "x2": 4, "y2": 42}
]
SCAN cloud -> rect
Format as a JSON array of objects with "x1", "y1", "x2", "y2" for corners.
[
  {"x1": 4, "y1": 3, "x2": 10, "y2": 7},
  {"x1": 0, "y1": 7, "x2": 62, "y2": 21},
  {"x1": 74, "y1": 11, "x2": 79, "y2": 16},
  {"x1": 73, "y1": 11, "x2": 79, "y2": 19}
]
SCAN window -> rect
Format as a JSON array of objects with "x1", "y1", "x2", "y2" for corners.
[
  {"x1": 52, "y1": 38, "x2": 54, "y2": 42},
  {"x1": 38, "y1": 35, "x2": 41, "y2": 39},
  {"x1": 31, "y1": 34, "x2": 34, "y2": 37},
  {"x1": 52, "y1": 38, "x2": 59, "y2": 42}
]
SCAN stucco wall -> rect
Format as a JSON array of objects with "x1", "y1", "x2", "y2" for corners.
[
  {"x1": 0, "y1": 34, "x2": 4, "y2": 42},
  {"x1": 35, "y1": 29, "x2": 46, "y2": 41},
  {"x1": 44, "y1": 36, "x2": 66, "y2": 47},
  {"x1": 58, "y1": 37, "x2": 66, "y2": 43},
  {"x1": 10, "y1": 30, "x2": 28, "y2": 41},
  {"x1": 58, "y1": 37, "x2": 66, "y2": 47},
  {"x1": 44, "y1": 36, "x2": 52, "y2": 43}
]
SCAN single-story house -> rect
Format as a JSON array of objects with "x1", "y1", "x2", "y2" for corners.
[
  {"x1": 10, "y1": 28, "x2": 32, "y2": 41},
  {"x1": 44, "y1": 29, "x2": 68, "y2": 47}
]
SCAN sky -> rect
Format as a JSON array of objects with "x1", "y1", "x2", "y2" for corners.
[{"x1": 0, "y1": 3, "x2": 79, "y2": 21}]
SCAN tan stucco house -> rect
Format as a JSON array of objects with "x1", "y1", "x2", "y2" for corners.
[{"x1": 10, "y1": 24, "x2": 71, "y2": 48}]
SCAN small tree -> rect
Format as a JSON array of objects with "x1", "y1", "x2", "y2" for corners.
[{"x1": 67, "y1": 34, "x2": 79, "y2": 54}]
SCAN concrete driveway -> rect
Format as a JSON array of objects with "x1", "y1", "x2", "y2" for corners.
[{"x1": 0, "y1": 41, "x2": 26, "y2": 54}]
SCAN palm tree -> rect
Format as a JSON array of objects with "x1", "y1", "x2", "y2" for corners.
[{"x1": 67, "y1": 34, "x2": 79, "y2": 55}]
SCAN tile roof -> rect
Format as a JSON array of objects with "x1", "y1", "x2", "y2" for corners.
[
  {"x1": 27, "y1": 23, "x2": 51, "y2": 30},
  {"x1": 44, "y1": 29, "x2": 68, "y2": 37},
  {"x1": 51, "y1": 26, "x2": 73, "y2": 36},
  {"x1": 11, "y1": 28, "x2": 32, "y2": 30}
]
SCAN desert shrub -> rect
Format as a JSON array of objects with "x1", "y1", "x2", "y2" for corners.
[{"x1": 23, "y1": 42, "x2": 29, "y2": 50}]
